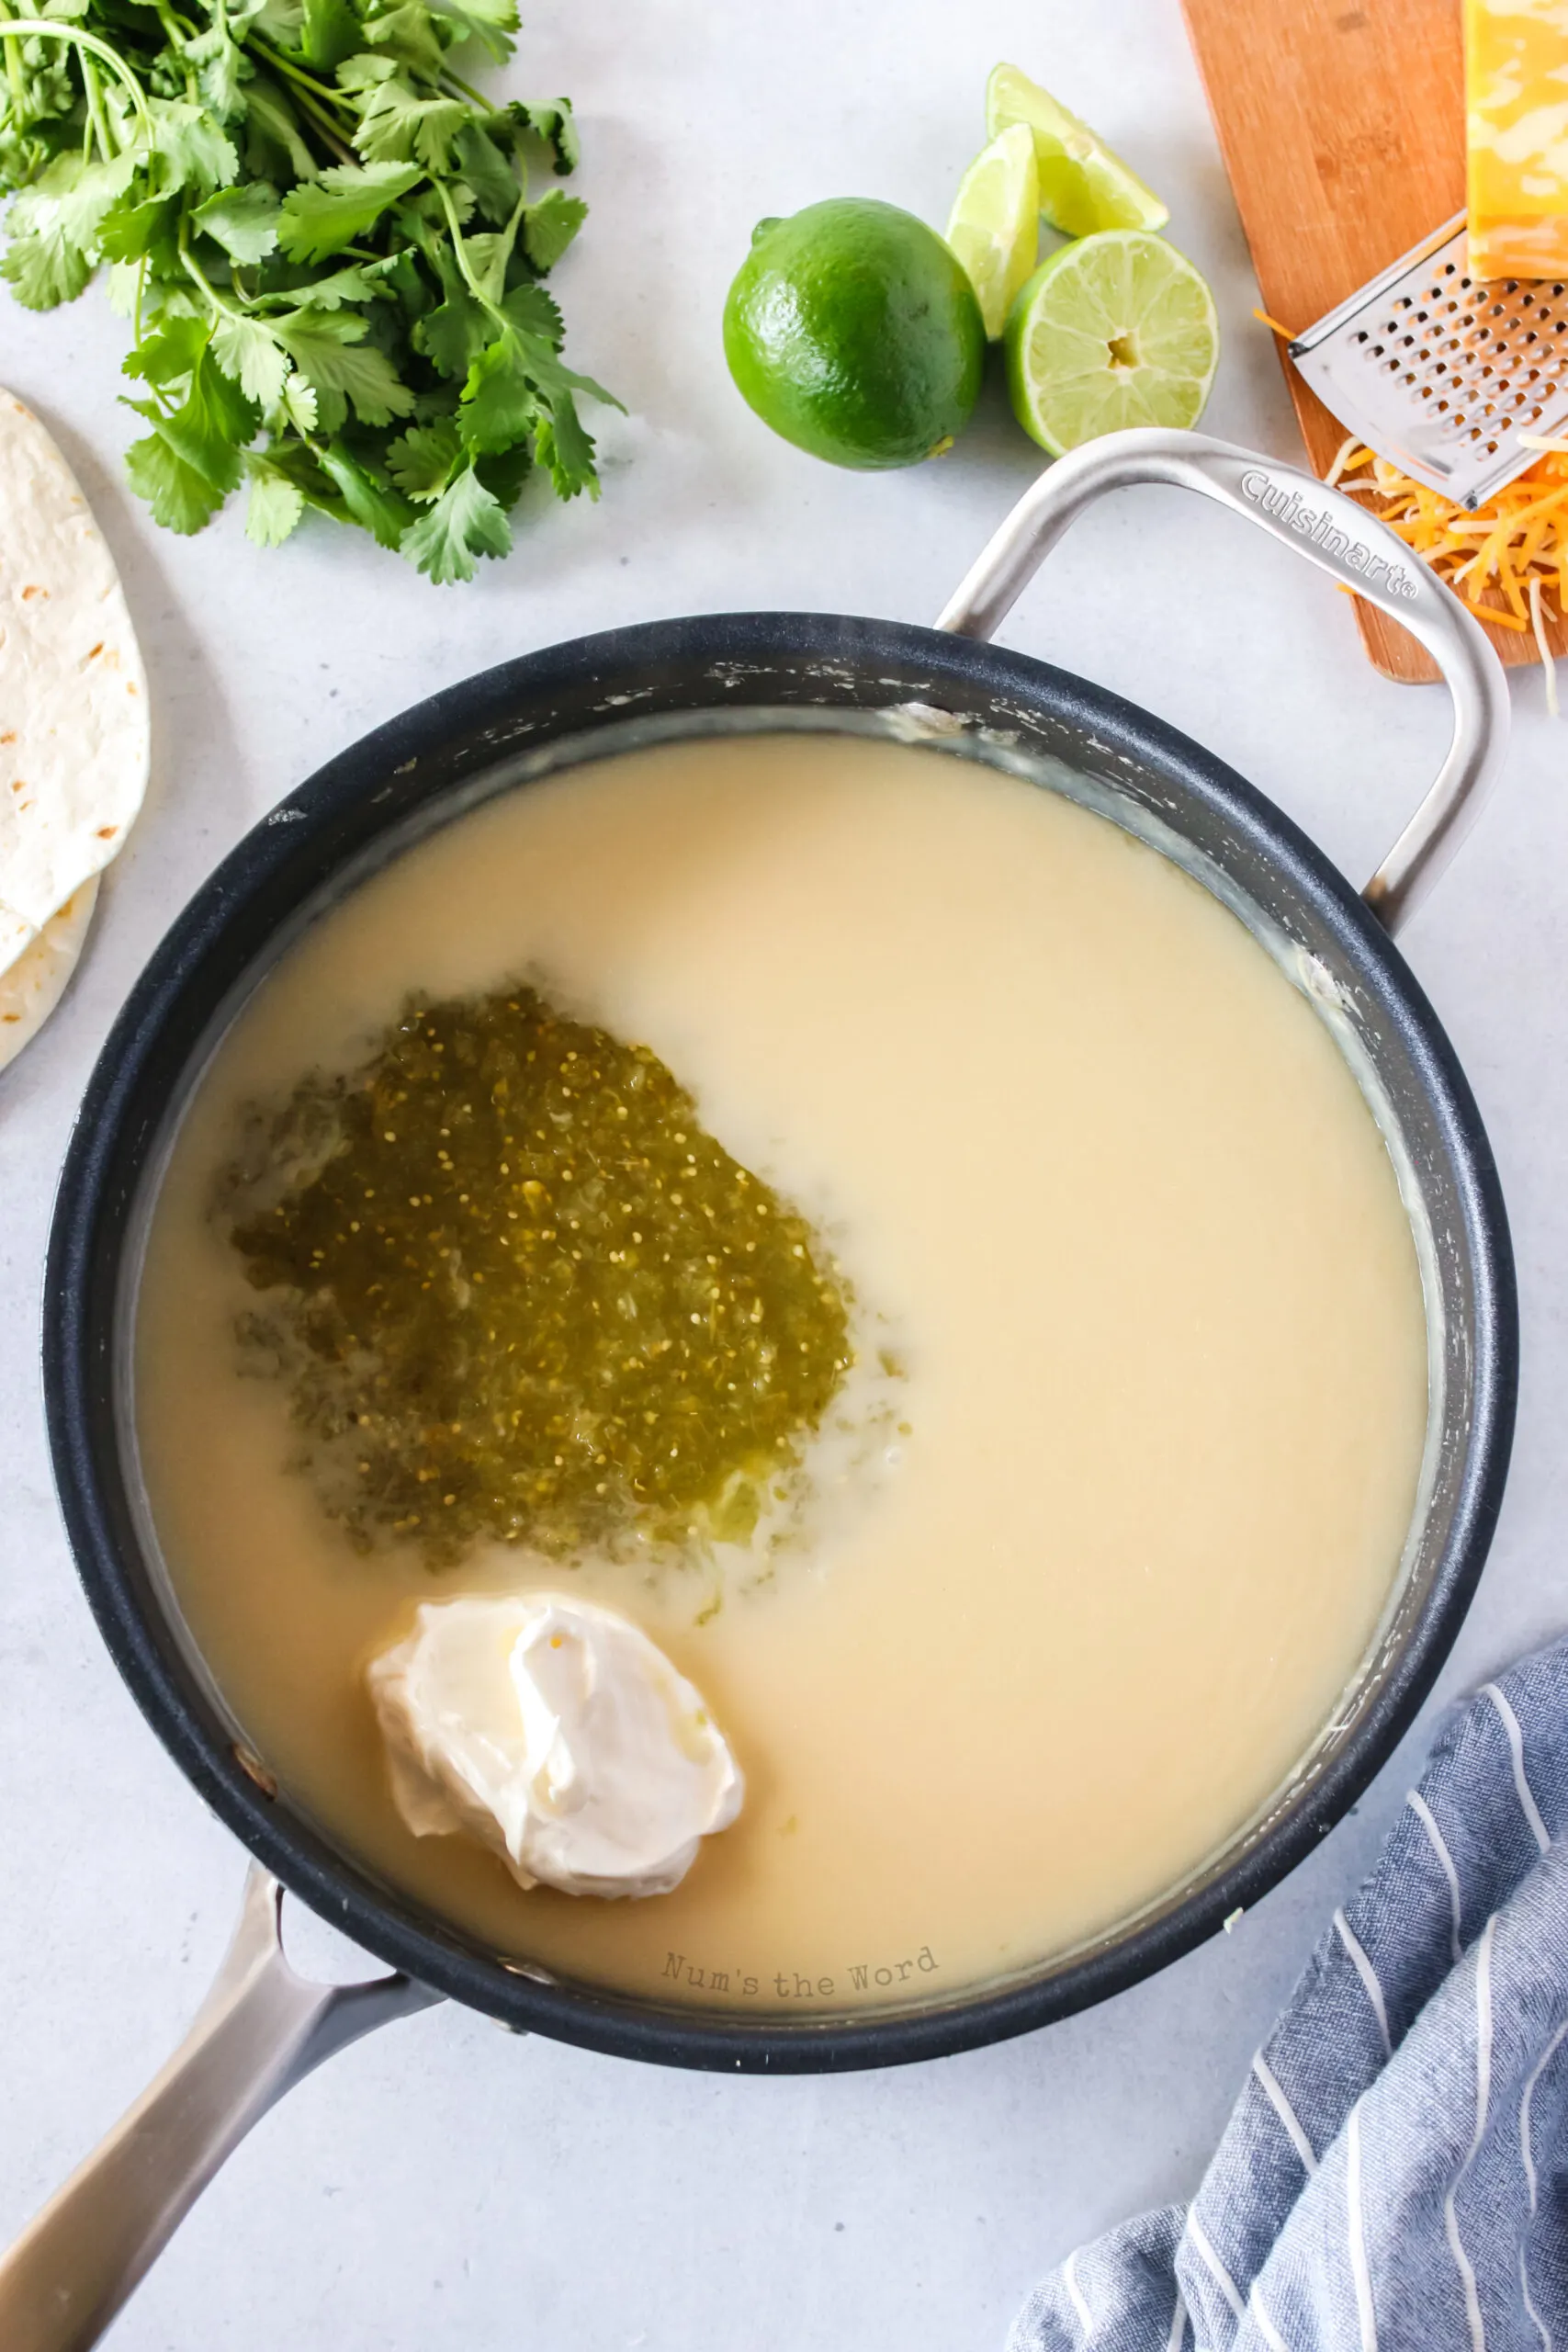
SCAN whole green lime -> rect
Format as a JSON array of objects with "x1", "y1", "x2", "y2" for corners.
[{"x1": 723, "y1": 198, "x2": 987, "y2": 469}]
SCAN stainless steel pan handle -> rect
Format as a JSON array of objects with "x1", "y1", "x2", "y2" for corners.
[
  {"x1": 934, "y1": 427, "x2": 1511, "y2": 935},
  {"x1": 0, "y1": 1867, "x2": 441, "y2": 2352}
]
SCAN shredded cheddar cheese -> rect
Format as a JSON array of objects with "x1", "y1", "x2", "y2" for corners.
[{"x1": 1325, "y1": 438, "x2": 1568, "y2": 650}]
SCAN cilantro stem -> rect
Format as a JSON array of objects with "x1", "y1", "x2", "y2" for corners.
[
  {"x1": 80, "y1": 51, "x2": 116, "y2": 163},
  {"x1": 254, "y1": 40, "x2": 353, "y2": 112},
  {"x1": 436, "y1": 174, "x2": 494, "y2": 310},
  {"x1": 147, "y1": 1, "x2": 186, "y2": 56},
  {"x1": 144, "y1": 0, "x2": 197, "y2": 96},
  {"x1": 439, "y1": 66, "x2": 490, "y2": 107},
  {"x1": 0, "y1": 18, "x2": 153, "y2": 138},
  {"x1": 178, "y1": 223, "x2": 255, "y2": 330},
  {"x1": 276, "y1": 73, "x2": 356, "y2": 163}
]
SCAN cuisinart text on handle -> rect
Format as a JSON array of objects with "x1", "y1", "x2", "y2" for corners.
[{"x1": 1238, "y1": 469, "x2": 1422, "y2": 600}]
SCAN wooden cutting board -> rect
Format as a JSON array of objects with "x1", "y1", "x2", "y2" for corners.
[{"x1": 1180, "y1": 0, "x2": 1566, "y2": 682}]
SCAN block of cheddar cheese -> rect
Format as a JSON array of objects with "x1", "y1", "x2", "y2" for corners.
[{"x1": 1466, "y1": 0, "x2": 1568, "y2": 278}]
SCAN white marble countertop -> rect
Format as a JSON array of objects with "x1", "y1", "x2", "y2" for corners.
[{"x1": 4, "y1": 2, "x2": 1566, "y2": 2345}]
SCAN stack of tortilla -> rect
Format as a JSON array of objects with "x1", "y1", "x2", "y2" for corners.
[{"x1": 0, "y1": 391, "x2": 150, "y2": 1072}]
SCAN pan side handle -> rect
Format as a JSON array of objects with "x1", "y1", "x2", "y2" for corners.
[
  {"x1": 934, "y1": 427, "x2": 1510, "y2": 936},
  {"x1": 0, "y1": 1867, "x2": 441, "y2": 2352}
]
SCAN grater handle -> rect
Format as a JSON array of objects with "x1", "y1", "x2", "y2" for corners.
[{"x1": 934, "y1": 427, "x2": 1509, "y2": 934}]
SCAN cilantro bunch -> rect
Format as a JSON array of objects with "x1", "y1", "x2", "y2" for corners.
[{"x1": 0, "y1": 0, "x2": 619, "y2": 580}]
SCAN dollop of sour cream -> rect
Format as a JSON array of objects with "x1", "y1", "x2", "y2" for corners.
[{"x1": 367, "y1": 1592, "x2": 743, "y2": 1899}]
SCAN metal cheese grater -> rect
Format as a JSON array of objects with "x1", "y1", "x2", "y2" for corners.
[{"x1": 1289, "y1": 211, "x2": 1568, "y2": 509}]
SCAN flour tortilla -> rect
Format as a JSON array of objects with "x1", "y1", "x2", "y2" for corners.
[
  {"x1": 0, "y1": 876, "x2": 98, "y2": 1072},
  {"x1": 0, "y1": 390, "x2": 149, "y2": 976}
]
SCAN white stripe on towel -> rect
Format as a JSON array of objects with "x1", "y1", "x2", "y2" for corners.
[
  {"x1": 1186, "y1": 2210, "x2": 1247, "y2": 2321},
  {"x1": 1517, "y1": 2015, "x2": 1568, "y2": 2351},
  {"x1": 1250, "y1": 2282, "x2": 1292, "y2": 2351},
  {"x1": 1408, "y1": 1789, "x2": 1464, "y2": 1965},
  {"x1": 1347, "y1": 2098, "x2": 1379, "y2": 2352},
  {"x1": 1335, "y1": 1909, "x2": 1393, "y2": 2055},
  {"x1": 1165, "y1": 2284, "x2": 1189, "y2": 2352},
  {"x1": 1443, "y1": 1915, "x2": 1496, "y2": 2352},
  {"x1": 1064, "y1": 2250, "x2": 1093, "y2": 2335},
  {"x1": 1484, "y1": 1683, "x2": 1551, "y2": 1854},
  {"x1": 1254, "y1": 2052, "x2": 1318, "y2": 2173}
]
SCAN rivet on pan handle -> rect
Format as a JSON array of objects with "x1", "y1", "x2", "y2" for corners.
[
  {"x1": 934, "y1": 426, "x2": 1510, "y2": 936},
  {"x1": 0, "y1": 1868, "x2": 441, "y2": 2352}
]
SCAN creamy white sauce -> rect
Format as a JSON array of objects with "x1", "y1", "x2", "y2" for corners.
[{"x1": 135, "y1": 729, "x2": 1430, "y2": 2011}]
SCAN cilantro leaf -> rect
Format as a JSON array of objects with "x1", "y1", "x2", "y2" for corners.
[
  {"x1": 453, "y1": 120, "x2": 517, "y2": 224},
  {"x1": 473, "y1": 438, "x2": 532, "y2": 510},
  {"x1": 186, "y1": 19, "x2": 248, "y2": 121},
  {"x1": 315, "y1": 439, "x2": 415, "y2": 546},
  {"x1": 399, "y1": 461, "x2": 511, "y2": 582},
  {"x1": 456, "y1": 227, "x2": 514, "y2": 302},
  {"x1": 386, "y1": 416, "x2": 461, "y2": 500},
  {"x1": 105, "y1": 261, "x2": 142, "y2": 319},
  {"x1": 244, "y1": 76, "x2": 320, "y2": 184},
  {"x1": 56, "y1": 152, "x2": 140, "y2": 250},
  {"x1": 513, "y1": 98, "x2": 579, "y2": 175},
  {"x1": 254, "y1": 259, "x2": 397, "y2": 311},
  {"x1": 299, "y1": 0, "x2": 361, "y2": 69},
  {"x1": 458, "y1": 0, "x2": 520, "y2": 27},
  {"x1": 278, "y1": 368, "x2": 319, "y2": 432},
  {"x1": 276, "y1": 311, "x2": 416, "y2": 428},
  {"x1": 125, "y1": 429, "x2": 231, "y2": 533},
  {"x1": 1, "y1": 179, "x2": 93, "y2": 309},
  {"x1": 522, "y1": 189, "x2": 585, "y2": 273},
  {"x1": 150, "y1": 100, "x2": 241, "y2": 196},
  {"x1": 424, "y1": 0, "x2": 516, "y2": 62},
  {"x1": 360, "y1": 3, "x2": 446, "y2": 80},
  {"x1": 354, "y1": 80, "x2": 467, "y2": 170},
  {"x1": 181, "y1": 334, "x2": 262, "y2": 444},
  {"x1": 499, "y1": 280, "x2": 563, "y2": 341},
  {"x1": 535, "y1": 391, "x2": 597, "y2": 500},
  {"x1": 276, "y1": 161, "x2": 423, "y2": 262},
  {"x1": 193, "y1": 182, "x2": 282, "y2": 263},
  {"x1": 333, "y1": 50, "x2": 400, "y2": 90},
  {"x1": 457, "y1": 325, "x2": 536, "y2": 453},
  {"x1": 251, "y1": 0, "x2": 306, "y2": 41},
  {"x1": 122, "y1": 311, "x2": 211, "y2": 386},
  {"x1": 97, "y1": 192, "x2": 180, "y2": 267},
  {"x1": 377, "y1": 248, "x2": 429, "y2": 314},
  {"x1": 457, "y1": 294, "x2": 618, "y2": 488},
  {"x1": 122, "y1": 333, "x2": 257, "y2": 530},
  {"x1": 414, "y1": 268, "x2": 490, "y2": 378},
  {"x1": 245, "y1": 461, "x2": 307, "y2": 546},
  {"x1": 212, "y1": 311, "x2": 289, "y2": 405}
]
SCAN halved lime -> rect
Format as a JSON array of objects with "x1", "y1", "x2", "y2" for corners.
[
  {"x1": 1005, "y1": 230, "x2": 1219, "y2": 456},
  {"x1": 987, "y1": 62, "x2": 1168, "y2": 239},
  {"x1": 944, "y1": 123, "x2": 1040, "y2": 340}
]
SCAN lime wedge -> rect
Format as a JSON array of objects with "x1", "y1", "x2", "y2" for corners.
[
  {"x1": 944, "y1": 124, "x2": 1040, "y2": 341},
  {"x1": 987, "y1": 62, "x2": 1168, "y2": 239},
  {"x1": 1005, "y1": 230, "x2": 1219, "y2": 457}
]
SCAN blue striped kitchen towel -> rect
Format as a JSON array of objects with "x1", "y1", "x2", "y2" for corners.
[{"x1": 1008, "y1": 1635, "x2": 1568, "y2": 2352}]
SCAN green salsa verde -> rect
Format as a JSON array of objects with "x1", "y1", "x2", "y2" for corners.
[{"x1": 220, "y1": 983, "x2": 855, "y2": 1565}]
